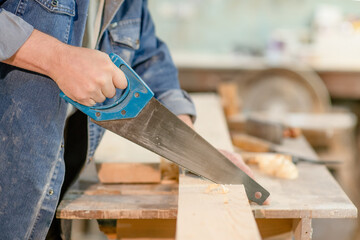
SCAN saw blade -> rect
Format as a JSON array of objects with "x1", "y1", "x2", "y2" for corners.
[{"x1": 93, "y1": 98, "x2": 270, "y2": 205}]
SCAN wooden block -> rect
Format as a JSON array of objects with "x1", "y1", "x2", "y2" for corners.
[
  {"x1": 56, "y1": 182, "x2": 178, "y2": 220},
  {"x1": 231, "y1": 133, "x2": 271, "y2": 152},
  {"x1": 256, "y1": 219, "x2": 293, "y2": 238},
  {"x1": 293, "y1": 218, "x2": 313, "y2": 240},
  {"x1": 160, "y1": 158, "x2": 179, "y2": 181},
  {"x1": 217, "y1": 82, "x2": 241, "y2": 117},
  {"x1": 116, "y1": 219, "x2": 176, "y2": 240},
  {"x1": 94, "y1": 130, "x2": 161, "y2": 183},
  {"x1": 98, "y1": 225, "x2": 117, "y2": 240},
  {"x1": 96, "y1": 163, "x2": 161, "y2": 183}
]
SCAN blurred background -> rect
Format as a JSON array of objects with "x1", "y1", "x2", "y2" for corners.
[
  {"x1": 148, "y1": 1, "x2": 360, "y2": 240},
  {"x1": 149, "y1": 0, "x2": 360, "y2": 68}
]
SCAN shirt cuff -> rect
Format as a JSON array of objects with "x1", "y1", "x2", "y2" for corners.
[
  {"x1": 156, "y1": 89, "x2": 197, "y2": 123},
  {"x1": 0, "y1": 9, "x2": 34, "y2": 61}
]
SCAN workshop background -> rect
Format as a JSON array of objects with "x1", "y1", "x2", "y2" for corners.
[
  {"x1": 149, "y1": 1, "x2": 360, "y2": 240},
  {"x1": 71, "y1": 0, "x2": 360, "y2": 239}
]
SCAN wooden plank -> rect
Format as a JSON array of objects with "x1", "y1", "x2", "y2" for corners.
[
  {"x1": 56, "y1": 182, "x2": 178, "y2": 219},
  {"x1": 256, "y1": 219, "x2": 293, "y2": 239},
  {"x1": 217, "y1": 82, "x2": 240, "y2": 117},
  {"x1": 96, "y1": 163, "x2": 161, "y2": 183},
  {"x1": 293, "y1": 218, "x2": 312, "y2": 240},
  {"x1": 176, "y1": 183, "x2": 260, "y2": 240},
  {"x1": 251, "y1": 137, "x2": 357, "y2": 219},
  {"x1": 176, "y1": 93, "x2": 261, "y2": 240},
  {"x1": 94, "y1": 130, "x2": 161, "y2": 183}
]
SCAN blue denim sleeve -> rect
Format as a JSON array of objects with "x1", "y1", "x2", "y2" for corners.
[
  {"x1": 131, "y1": 1, "x2": 196, "y2": 121},
  {"x1": 0, "y1": 8, "x2": 34, "y2": 61}
]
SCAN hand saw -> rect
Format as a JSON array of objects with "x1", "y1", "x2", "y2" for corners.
[{"x1": 60, "y1": 53, "x2": 270, "y2": 205}]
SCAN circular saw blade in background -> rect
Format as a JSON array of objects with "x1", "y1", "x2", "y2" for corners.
[{"x1": 239, "y1": 68, "x2": 331, "y2": 114}]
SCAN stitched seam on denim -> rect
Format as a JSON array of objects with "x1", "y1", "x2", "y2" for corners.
[
  {"x1": 34, "y1": 0, "x2": 75, "y2": 16},
  {"x1": 25, "y1": 153, "x2": 62, "y2": 239},
  {"x1": 63, "y1": 14, "x2": 71, "y2": 43},
  {"x1": 28, "y1": 209, "x2": 42, "y2": 240},
  {"x1": 85, "y1": 117, "x2": 91, "y2": 164},
  {"x1": 115, "y1": 18, "x2": 141, "y2": 26},
  {"x1": 15, "y1": 0, "x2": 27, "y2": 16}
]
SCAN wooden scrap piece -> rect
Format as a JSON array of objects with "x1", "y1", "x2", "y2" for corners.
[
  {"x1": 96, "y1": 163, "x2": 161, "y2": 183},
  {"x1": 241, "y1": 153, "x2": 298, "y2": 180},
  {"x1": 56, "y1": 182, "x2": 178, "y2": 220},
  {"x1": 217, "y1": 82, "x2": 241, "y2": 117},
  {"x1": 94, "y1": 130, "x2": 161, "y2": 183}
]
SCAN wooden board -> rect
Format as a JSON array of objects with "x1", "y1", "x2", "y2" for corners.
[
  {"x1": 94, "y1": 130, "x2": 161, "y2": 183},
  {"x1": 96, "y1": 162, "x2": 161, "y2": 183},
  {"x1": 251, "y1": 136, "x2": 357, "y2": 219},
  {"x1": 176, "y1": 182, "x2": 261, "y2": 240},
  {"x1": 57, "y1": 181, "x2": 178, "y2": 219},
  {"x1": 176, "y1": 93, "x2": 261, "y2": 240}
]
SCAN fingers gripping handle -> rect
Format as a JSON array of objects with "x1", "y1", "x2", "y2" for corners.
[{"x1": 59, "y1": 53, "x2": 154, "y2": 121}]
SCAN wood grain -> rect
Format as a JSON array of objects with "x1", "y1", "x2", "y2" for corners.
[
  {"x1": 176, "y1": 93, "x2": 261, "y2": 240},
  {"x1": 116, "y1": 219, "x2": 176, "y2": 240},
  {"x1": 56, "y1": 182, "x2": 178, "y2": 219},
  {"x1": 96, "y1": 163, "x2": 161, "y2": 183},
  {"x1": 176, "y1": 183, "x2": 261, "y2": 240},
  {"x1": 251, "y1": 137, "x2": 357, "y2": 219},
  {"x1": 94, "y1": 130, "x2": 161, "y2": 183}
]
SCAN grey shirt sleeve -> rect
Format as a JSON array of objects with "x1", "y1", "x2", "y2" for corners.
[
  {"x1": 0, "y1": 8, "x2": 34, "y2": 61},
  {"x1": 157, "y1": 89, "x2": 197, "y2": 123}
]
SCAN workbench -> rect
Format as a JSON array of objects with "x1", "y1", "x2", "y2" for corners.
[{"x1": 57, "y1": 94, "x2": 357, "y2": 240}]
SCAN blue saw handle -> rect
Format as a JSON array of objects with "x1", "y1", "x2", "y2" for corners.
[{"x1": 59, "y1": 53, "x2": 154, "y2": 121}]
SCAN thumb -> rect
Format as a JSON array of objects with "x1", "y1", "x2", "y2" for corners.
[{"x1": 113, "y1": 67, "x2": 128, "y2": 89}]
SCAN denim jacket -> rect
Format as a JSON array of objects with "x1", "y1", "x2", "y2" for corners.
[{"x1": 0, "y1": 0, "x2": 196, "y2": 239}]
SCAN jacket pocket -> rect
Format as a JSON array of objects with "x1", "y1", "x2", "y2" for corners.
[
  {"x1": 34, "y1": 0, "x2": 75, "y2": 16},
  {"x1": 109, "y1": 18, "x2": 141, "y2": 50}
]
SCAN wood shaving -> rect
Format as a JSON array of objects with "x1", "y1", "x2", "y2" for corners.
[{"x1": 205, "y1": 184, "x2": 230, "y2": 194}]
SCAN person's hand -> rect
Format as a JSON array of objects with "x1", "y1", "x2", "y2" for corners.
[
  {"x1": 3, "y1": 29, "x2": 127, "y2": 106},
  {"x1": 218, "y1": 149, "x2": 255, "y2": 179},
  {"x1": 50, "y1": 45, "x2": 127, "y2": 106},
  {"x1": 177, "y1": 114, "x2": 194, "y2": 128}
]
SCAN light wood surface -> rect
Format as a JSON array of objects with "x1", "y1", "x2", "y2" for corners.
[
  {"x1": 94, "y1": 130, "x2": 161, "y2": 183},
  {"x1": 176, "y1": 93, "x2": 261, "y2": 240},
  {"x1": 251, "y1": 136, "x2": 357, "y2": 219},
  {"x1": 57, "y1": 181, "x2": 178, "y2": 219},
  {"x1": 176, "y1": 183, "x2": 261, "y2": 240},
  {"x1": 96, "y1": 162, "x2": 161, "y2": 183},
  {"x1": 57, "y1": 93, "x2": 357, "y2": 240}
]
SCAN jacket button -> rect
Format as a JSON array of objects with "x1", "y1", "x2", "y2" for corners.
[
  {"x1": 110, "y1": 22, "x2": 118, "y2": 28},
  {"x1": 51, "y1": 0, "x2": 58, "y2": 7},
  {"x1": 48, "y1": 189, "x2": 54, "y2": 196},
  {"x1": 61, "y1": 143, "x2": 64, "y2": 148}
]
